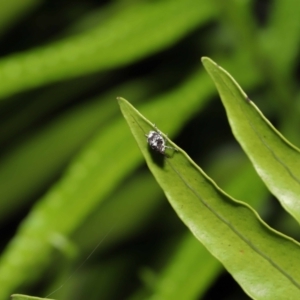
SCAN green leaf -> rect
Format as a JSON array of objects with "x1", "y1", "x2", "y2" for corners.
[
  {"x1": 118, "y1": 97, "x2": 300, "y2": 299},
  {"x1": 150, "y1": 233, "x2": 221, "y2": 300},
  {"x1": 0, "y1": 77, "x2": 151, "y2": 222},
  {"x1": 74, "y1": 172, "x2": 164, "y2": 254},
  {"x1": 11, "y1": 295, "x2": 54, "y2": 300},
  {"x1": 0, "y1": 0, "x2": 215, "y2": 99},
  {"x1": 201, "y1": 57, "x2": 300, "y2": 223},
  {"x1": 261, "y1": 0, "x2": 300, "y2": 76}
]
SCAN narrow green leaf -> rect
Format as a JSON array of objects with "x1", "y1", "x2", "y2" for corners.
[
  {"x1": 11, "y1": 295, "x2": 54, "y2": 300},
  {"x1": 150, "y1": 233, "x2": 221, "y2": 300},
  {"x1": 201, "y1": 57, "x2": 300, "y2": 223},
  {"x1": 261, "y1": 0, "x2": 300, "y2": 76},
  {"x1": 119, "y1": 97, "x2": 300, "y2": 299},
  {"x1": 0, "y1": 78, "x2": 150, "y2": 222},
  {"x1": 0, "y1": 0, "x2": 215, "y2": 99},
  {"x1": 207, "y1": 147, "x2": 268, "y2": 211},
  {"x1": 148, "y1": 148, "x2": 268, "y2": 299},
  {"x1": 74, "y1": 172, "x2": 163, "y2": 253}
]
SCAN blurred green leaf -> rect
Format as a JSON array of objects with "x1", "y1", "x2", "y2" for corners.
[
  {"x1": 149, "y1": 233, "x2": 221, "y2": 300},
  {"x1": 260, "y1": 0, "x2": 300, "y2": 143},
  {"x1": 261, "y1": 0, "x2": 300, "y2": 76},
  {"x1": 0, "y1": 0, "x2": 41, "y2": 35},
  {"x1": 0, "y1": 78, "x2": 151, "y2": 222},
  {"x1": 73, "y1": 172, "x2": 164, "y2": 254},
  {"x1": 0, "y1": 0, "x2": 215, "y2": 99},
  {"x1": 119, "y1": 97, "x2": 300, "y2": 299},
  {"x1": 202, "y1": 57, "x2": 300, "y2": 224}
]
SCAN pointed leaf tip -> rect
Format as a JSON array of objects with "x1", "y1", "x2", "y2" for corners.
[
  {"x1": 201, "y1": 56, "x2": 211, "y2": 63},
  {"x1": 118, "y1": 97, "x2": 300, "y2": 300},
  {"x1": 201, "y1": 57, "x2": 300, "y2": 223}
]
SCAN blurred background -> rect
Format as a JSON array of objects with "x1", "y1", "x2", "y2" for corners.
[{"x1": 0, "y1": 0, "x2": 300, "y2": 299}]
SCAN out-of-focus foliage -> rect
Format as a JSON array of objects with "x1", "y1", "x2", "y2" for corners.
[{"x1": 0, "y1": 0, "x2": 299, "y2": 299}]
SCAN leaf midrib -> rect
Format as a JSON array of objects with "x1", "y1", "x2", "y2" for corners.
[
  {"x1": 217, "y1": 70, "x2": 300, "y2": 186},
  {"x1": 167, "y1": 158, "x2": 300, "y2": 289}
]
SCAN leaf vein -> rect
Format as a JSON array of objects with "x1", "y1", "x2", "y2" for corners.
[{"x1": 167, "y1": 159, "x2": 300, "y2": 289}]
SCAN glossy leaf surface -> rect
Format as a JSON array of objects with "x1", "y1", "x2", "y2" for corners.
[{"x1": 119, "y1": 97, "x2": 300, "y2": 299}]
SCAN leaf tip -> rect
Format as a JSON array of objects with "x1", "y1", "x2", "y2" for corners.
[
  {"x1": 116, "y1": 96, "x2": 125, "y2": 103},
  {"x1": 201, "y1": 56, "x2": 209, "y2": 63},
  {"x1": 201, "y1": 56, "x2": 215, "y2": 67}
]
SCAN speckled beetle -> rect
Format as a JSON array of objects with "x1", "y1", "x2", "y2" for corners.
[{"x1": 145, "y1": 126, "x2": 177, "y2": 155}]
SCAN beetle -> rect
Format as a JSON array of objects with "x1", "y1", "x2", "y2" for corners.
[{"x1": 145, "y1": 126, "x2": 177, "y2": 155}]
